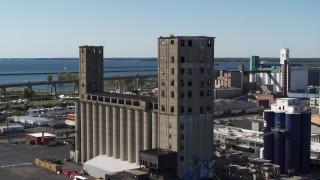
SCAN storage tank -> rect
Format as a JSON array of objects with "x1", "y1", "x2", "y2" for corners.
[
  {"x1": 284, "y1": 113, "x2": 301, "y2": 175},
  {"x1": 273, "y1": 112, "x2": 285, "y2": 173},
  {"x1": 300, "y1": 112, "x2": 311, "y2": 174},
  {"x1": 263, "y1": 110, "x2": 274, "y2": 162}
]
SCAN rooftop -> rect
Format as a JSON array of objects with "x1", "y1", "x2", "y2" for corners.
[
  {"x1": 83, "y1": 155, "x2": 139, "y2": 178},
  {"x1": 140, "y1": 148, "x2": 176, "y2": 156},
  {"x1": 28, "y1": 132, "x2": 55, "y2": 137},
  {"x1": 214, "y1": 124, "x2": 263, "y2": 143}
]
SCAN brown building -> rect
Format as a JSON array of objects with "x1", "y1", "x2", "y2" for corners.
[
  {"x1": 158, "y1": 36, "x2": 215, "y2": 178},
  {"x1": 215, "y1": 70, "x2": 243, "y2": 88}
]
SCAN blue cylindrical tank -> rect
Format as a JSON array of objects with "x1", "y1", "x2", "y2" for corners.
[
  {"x1": 300, "y1": 112, "x2": 311, "y2": 174},
  {"x1": 274, "y1": 112, "x2": 285, "y2": 173},
  {"x1": 263, "y1": 110, "x2": 274, "y2": 162},
  {"x1": 285, "y1": 113, "x2": 301, "y2": 175}
]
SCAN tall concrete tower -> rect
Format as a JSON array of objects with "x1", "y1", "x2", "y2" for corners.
[
  {"x1": 280, "y1": 48, "x2": 289, "y2": 96},
  {"x1": 158, "y1": 36, "x2": 215, "y2": 178},
  {"x1": 79, "y1": 46, "x2": 104, "y2": 99}
]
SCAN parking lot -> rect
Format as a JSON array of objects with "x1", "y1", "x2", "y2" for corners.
[
  {"x1": 0, "y1": 165, "x2": 70, "y2": 180},
  {"x1": 0, "y1": 143, "x2": 71, "y2": 167}
]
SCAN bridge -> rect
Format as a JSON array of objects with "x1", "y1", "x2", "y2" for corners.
[{"x1": 0, "y1": 74, "x2": 157, "y2": 96}]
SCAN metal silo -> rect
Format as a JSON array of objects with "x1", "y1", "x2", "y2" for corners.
[
  {"x1": 274, "y1": 112, "x2": 285, "y2": 173},
  {"x1": 300, "y1": 112, "x2": 311, "y2": 174},
  {"x1": 284, "y1": 113, "x2": 301, "y2": 175},
  {"x1": 263, "y1": 110, "x2": 274, "y2": 162}
]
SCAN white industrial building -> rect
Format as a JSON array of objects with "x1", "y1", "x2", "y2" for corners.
[
  {"x1": 255, "y1": 66, "x2": 308, "y2": 93},
  {"x1": 0, "y1": 125, "x2": 24, "y2": 133},
  {"x1": 8, "y1": 116, "x2": 53, "y2": 126},
  {"x1": 270, "y1": 98, "x2": 304, "y2": 113}
]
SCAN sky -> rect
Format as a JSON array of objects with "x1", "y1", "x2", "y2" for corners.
[{"x1": 0, "y1": 0, "x2": 319, "y2": 58}]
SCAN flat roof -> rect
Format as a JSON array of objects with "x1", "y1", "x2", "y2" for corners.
[
  {"x1": 84, "y1": 155, "x2": 139, "y2": 175},
  {"x1": 312, "y1": 115, "x2": 320, "y2": 126},
  {"x1": 28, "y1": 132, "x2": 55, "y2": 137},
  {"x1": 140, "y1": 148, "x2": 176, "y2": 156}
]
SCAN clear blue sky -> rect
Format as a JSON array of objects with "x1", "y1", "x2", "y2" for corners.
[{"x1": 0, "y1": 0, "x2": 319, "y2": 58}]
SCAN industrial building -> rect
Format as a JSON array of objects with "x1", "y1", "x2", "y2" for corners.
[
  {"x1": 158, "y1": 36, "x2": 215, "y2": 178},
  {"x1": 75, "y1": 36, "x2": 215, "y2": 179},
  {"x1": 248, "y1": 49, "x2": 309, "y2": 94},
  {"x1": 26, "y1": 132, "x2": 55, "y2": 145},
  {"x1": 263, "y1": 98, "x2": 311, "y2": 175},
  {"x1": 75, "y1": 46, "x2": 158, "y2": 167}
]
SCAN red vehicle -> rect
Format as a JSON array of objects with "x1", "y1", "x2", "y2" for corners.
[{"x1": 62, "y1": 169, "x2": 74, "y2": 177}]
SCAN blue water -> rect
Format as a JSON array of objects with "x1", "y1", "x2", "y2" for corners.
[
  {"x1": 0, "y1": 57, "x2": 318, "y2": 91},
  {"x1": 0, "y1": 58, "x2": 157, "y2": 91}
]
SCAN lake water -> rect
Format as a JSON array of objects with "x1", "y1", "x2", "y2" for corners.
[{"x1": 0, "y1": 57, "x2": 318, "y2": 91}]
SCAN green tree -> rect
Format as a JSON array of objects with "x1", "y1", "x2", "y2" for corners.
[
  {"x1": 23, "y1": 88, "x2": 35, "y2": 99},
  {"x1": 47, "y1": 74, "x2": 53, "y2": 82},
  {"x1": 57, "y1": 73, "x2": 64, "y2": 81}
]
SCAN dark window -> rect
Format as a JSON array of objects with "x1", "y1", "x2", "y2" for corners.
[
  {"x1": 207, "y1": 90, "x2": 212, "y2": 96},
  {"x1": 188, "y1": 68, "x2": 192, "y2": 74},
  {"x1": 200, "y1": 91, "x2": 204, "y2": 97},
  {"x1": 169, "y1": 133, "x2": 172, "y2": 139},
  {"x1": 161, "y1": 105, "x2": 165, "y2": 112},
  {"x1": 188, "y1": 107, "x2": 192, "y2": 113},
  {"x1": 200, "y1": 107, "x2": 204, "y2": 114},
  {"x1": 180, "y1": 106, "x2": 184, "y2": 113},
  {"x1": 93, "y1": 82, "x2": 96, "y2": 87},
  {"x1": 169, "y1": 123, "x2": 172, "y2": 129},
  {"x1": 207, "y1": 68, "x2": 212, "y2": 74},
  {"x1": 170, "y1": 80, "x2": 174, "y2": 86},
  {"x1": 188, "y1": 80, "x2": 192, "y2": 86},
  {"x1": 207, "y1": 105, "x2": 211, "y2": 111},
  {"x1": 180, "y1": 92, "x2": 185, "y2": 98},
  {"x1": 180, "y1": 68, "x2": 185, "y2": 74},
  {"x1": 180, "y1": 40, "x2": 185, "y2": 46},
  {"x1": 171, "y1": 56, "x2": 174, "y2": 63},
  {"x1": 82, "y1": 83, "x2": 85, "y2": 87},
  {"x1": 171, "y1": 106, "x2": 174, "y2": 113},
  {"x1": 180, "y1": 134, "x2": 185, "y2": 140},
  {"x1": 188, "y1": 40, "x2": 192, "y2": 46},
  {"x1": 180, "y1": 156, "x2": 184, "y2": 161},
  {"x1": 170, "y1": 91, "x2": 174, "y2": 98},
  {"x1": 180, "y1": 56, "x2": 185, "y2": 63},
  {"x1": 180, "y1": 80, "x2": 185, "y2": 86},
  {"x1": 171, "y1": 68, "x2": 174, "y2": 75},
  {"x1": 200, "y1": 81, "x2": 204, "y2": 88},
  {"x1": 207, "y1": 40, "x2": 212, "y2": 47},
  {"x1": 161, "y1": 91, "x2": 166, "y2": 97},
  {"x1": 200, "y1": 56, "x2": 204, "y2": 62},
  {"x1": 188, "y1": 91, "x2": 192, "y2": 98},
  {"x1": 207, "y1": 79, "x2": 212, "y2": 85},
  {"x1": 170, "y1": 40, "x2": 174, "y2": 44},
  {"x1": 180, "y1": 124, "x2": 184, "y2": 129},
  {"x1": 161, "y1": 79, "x2": 165, "y2": 85},
  {"x1": 180, "y1": 145, "x2": 184, "y2": 151},
  {"x1": 88, "y1": 82, "x2": 91, "y2": 88},
  {"x1": 200, "y1": 68, "x2": 204, "y2": 74}
]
